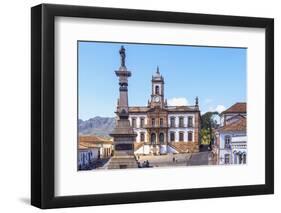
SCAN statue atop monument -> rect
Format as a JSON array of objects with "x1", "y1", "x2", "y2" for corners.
[
  {"x1": 195, "y1": 96, "x2": 199, "y2": 106},
  {"x1": 119, "y1": 45, "x2": 126, "y2": 67}
]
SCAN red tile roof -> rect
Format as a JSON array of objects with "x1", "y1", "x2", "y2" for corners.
[
  {"x1": 222, "y1": 102, "x2": 246, "y2": 114},
  {"x1": 220, "y1": 116, "x2": 246, "y2": 132},
  {"x1": 79, "y1": 135, "x2": 112, "y2": 144},
  {"x1": 79, "y1": 135, "x2": 113, "y2": 150}
]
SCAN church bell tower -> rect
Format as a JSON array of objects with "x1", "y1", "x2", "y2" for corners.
[{"x1": 150, "y1": 66, "x2": 165, "y2": 108}]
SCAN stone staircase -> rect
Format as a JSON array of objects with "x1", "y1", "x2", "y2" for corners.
[
  {"x1": 134, "y1": 142, "x2": 144, "y2": 151},
  {"x1": 169, "y1": 142, "x2": 199, "y2": 153}
]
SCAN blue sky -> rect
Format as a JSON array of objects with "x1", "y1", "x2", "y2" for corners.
[{"x1": 78, "y1": 41, "x2": 246, "y2": 120}]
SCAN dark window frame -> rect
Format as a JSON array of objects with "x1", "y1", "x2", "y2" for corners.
[
  {"x1": 188, "y1": 131, "x2": 193, "y2": 142},
  {"x1": 140, "y1": 132, "x2": 145, "y2": 142},
  {"x1": 140, "y1": 117, "x2": 145, "y2": 128},
  {"x1": 179, "y1": 131, "x2": 184, "y2": 141},
  {"x1": 170, "y1": 117, "x2": 175, "y2": 127},
  {"x1": 179, "y1": 117, "x2": 184, "y2": 127},
  {"x1": 170, "y1": 131, "x2": 175, "y2": 142},
  {"x1": 188, "y1": 116, "x2": 193, "y2": 127}
]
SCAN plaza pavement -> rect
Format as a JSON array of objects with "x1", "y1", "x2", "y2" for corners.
[{"x1": 137, "y1": 151, "x2": 212, "y2": 168}]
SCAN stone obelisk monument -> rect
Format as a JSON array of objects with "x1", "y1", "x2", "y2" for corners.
[{"x1": 107, "y1": 46, "x2": 138, "y2": 169}]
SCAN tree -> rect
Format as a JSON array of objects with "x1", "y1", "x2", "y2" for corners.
[
  {"x1": 200, "y1": 111, "x2": 219, "y2": 145},
  {"x1": 201, "y1": 111, "x2": 219, "y2": 129},
  {"x1": 200, "y1": 128, "x2": 211, "y2": 145}
]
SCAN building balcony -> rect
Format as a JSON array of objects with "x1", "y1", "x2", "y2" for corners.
[
  {"x1": 169, "y1": 124, "x2": 194, "y2": 128},
  {"x1": 145, "y1": 124, "x2": 169, "y2": 128}
]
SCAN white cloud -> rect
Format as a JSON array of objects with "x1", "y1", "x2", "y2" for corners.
[
  {"x1": 215, "y1": 105, "x2": 226, "y2": 113},
  {"x1": 206, "y1": 104, "x2": 226, "y2": 113},
  {"x1": 167, "y1": 97, "x2": 189, "y2": 106}
]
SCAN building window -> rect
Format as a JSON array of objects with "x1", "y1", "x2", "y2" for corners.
[
  {"x1": 225, "y1": 154, "x2": 230, "y2": 164},
  {"x1": 140, "y1": 117, "x2": 145, "y2": 128},
  {"x1": 132, "y1": 117, "x2": 136, "y2": 128},
  {"x1": 159, "y1": 133, "x2": 164, "y2": 144},
  {"x1": 188, "y1": 116, "x2": 193, "y2": 127},
  {"x1": 88, "y1": 152, "x2": 91, "y2": 162},
  {"x1": 152, "y1": 118, "x2": 155, "y2": 127},
  {"x1": 179, "y1": 132, "x2": 184, "y2": 141},
  {"x1": 188, "y1": 131, "x2": 193, "y2": 142},
  {"x1": 179, "y1": 117, "x2": 184, "y2": 127},
  {"x1": 225, "y1": 135, "x2": 231, "y2": 149},
  {"x1": 140, "y1": 132, "x2": 145, "y2": 142},
  {"x1": 242, "y1": 153, "x2": 246, "y2": 164},
  {"x1": 170, "y1": 132, "x2": 175, "y2": 142},
  {"x1": 151, "y1": 133, "x2": 156, "y2": 144},
  {"x1": 170, "y1": 117, "x2": 175, "y2": 127},
  {"x1": 160, "y1": 118, "x2": 163, "y2": 127},
  {"x1": 233, "y1": 151, "x2": 238, "y2": 164},
  {"x1": 82, "y1": 153, "x2": 86, "y2": 165},
  {"x1": 155, "y1": 85, "x2": 159, "y2": 95},
  {"x1": 238, "y1": 153, "x2": 242, "y2": 164}
]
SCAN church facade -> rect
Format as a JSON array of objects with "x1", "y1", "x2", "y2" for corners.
[{"x1": 128, "y1": 67, "x2": 201, "y2": 155}]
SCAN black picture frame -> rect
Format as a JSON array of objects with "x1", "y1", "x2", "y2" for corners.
[{"x1": 31, "y1": 3, "x2": 274, "y2": 209}]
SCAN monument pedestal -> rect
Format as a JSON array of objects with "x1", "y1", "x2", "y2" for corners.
[
  {"x1": 107, "y1": 119, "x2": 138, "y2": 169},
  {"x1": 107, "y1": 156, "x2": 138, "y2": 169}
]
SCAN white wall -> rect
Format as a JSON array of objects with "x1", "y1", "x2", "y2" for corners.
[
  {"x1": 168, "y1": 113, "x2": 195, "y2": 142},
  {"x1": 168, "y1": 113, "x2": 195, "y2": 127},
  {"x1": 168, "y1": 128, "x2": 194, "y2": 142},
  {"x1": 78, "y1": 148, "x2": 99, "y2": 166},
  {"x1": 219, "y1": 132, "x2": 247, "y2": 164},
  {"x1": 0, "y1": 0, "x2": 280, "y2": 213},
  {"x1": 129, "y1": 114, "x2": 147, "y2": 142}
]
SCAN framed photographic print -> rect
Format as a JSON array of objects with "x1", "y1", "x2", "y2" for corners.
[{"x1": 31, "y1": 3, "x2": 274, "y2": 209}]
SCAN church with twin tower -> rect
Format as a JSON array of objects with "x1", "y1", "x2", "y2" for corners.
[{"x1": 110, "y1": 46, "x2": 201, "y2": 167}]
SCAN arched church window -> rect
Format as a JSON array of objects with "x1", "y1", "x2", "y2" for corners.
[
  {"x1": 160, "y1": 118, "x2": 163, "y2": 127},
  {"x1": 155, "y1": 85, "x2": 159, "y2": 95},
  {"x1": 159, "y1": 133, "x2": 164, "y2": 144},
  {"x1": 152, "y1": 118, "x2": 155, "y2": 127},
  {"x1": 151, "y1": 133, "x2": 156, "y2": 144}
]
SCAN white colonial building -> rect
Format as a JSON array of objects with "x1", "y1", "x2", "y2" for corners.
[
  {"x1": 78, "y1": 135, "x2": 113, "y2": 169},
  {"x1": 128, "y1": 67, "x2": 201, "y2": 155},
  {"x1": 215, "y1": 103, "x2": 247, "y2": 165}
]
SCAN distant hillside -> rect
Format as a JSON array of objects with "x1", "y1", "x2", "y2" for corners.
[{"x1": 78, "y1": 116, "x2": 115, "y2": 137}]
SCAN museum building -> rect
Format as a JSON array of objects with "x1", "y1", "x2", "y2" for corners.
[{"x1": 128, "y1": 67, "x2": 201, "y2": 155}]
